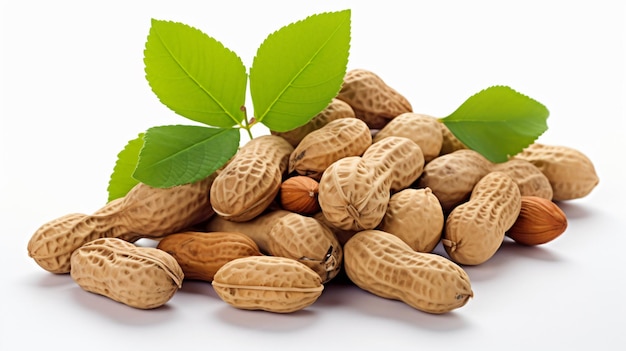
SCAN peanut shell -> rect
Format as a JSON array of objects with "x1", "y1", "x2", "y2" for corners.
[
  {"x1": 289, "y1": 117, "x2": 372, "y2": 180},
  {"x1": 271, "y1": 98, "x2": 355, "y2": 147},
  {"x1": 70, "y1": 237, "x2": 184, "y2": 309},
  {"x1": 205, "y1": 210, "x2": 291, "y2": 253},
  {"x1": 210, "y1": 135, "x2": 293, "y2": 222},
  {"x1": 373, "y1": 112, "x2": 443, "y2": 162},
  {"x1": 28, "y1": 175, "x2": 216, "y2": 274},
  {"x1": 378, "y1": 188, "x2": 444, "y2": 252},
  {"x1": 443, "y1": 172, "x2": 522, "y2": 265},
  {"x1": 156, "y1": 231, "x2": 262, "y2": 281},
  {"x1": 361, "y1": 136, "x2": 424, "y2": 192},
  {"x1": 318, "y1": 156, "x2": 390, "y2": 231},
  {"x1": 267, "y1": 213, "x2": 342, "y2": 283},
  {"x1": 344, "y1": 230, "x2": 473, "y2": 314},
  {"x1": 439, "y1": 122, "x2": 467, "y2": 156},
  {"x1": 417, "y1": 149, "x2": 492, "y2": 212},
  {"x1": 513, "y1": 143, "x2": 599, "y2": 201},
  {"x1": 212, "y1": 256, "x2": 324, "y2": 313},
  {"x1": 336, "y1": 69, "x2": 412, "y2": 129},
  {"x1": 492, "y1": 159, "x2": 554, "y2": 200}
]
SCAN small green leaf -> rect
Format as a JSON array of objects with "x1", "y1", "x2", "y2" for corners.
[
  {"x1": 441, "y1": 86, "x2": 549, "y2": 163},
  {"x1": 145, "y1": 19, "x2": 247, "y2": 128},
  {"x1": 107, "y1": 133, "x2": 144, "y2": 202},
  {"x1": 133, "y1": 125, "x2": 239, "y2": 188},
  {"x1": 250, "y1": 10, "x2": 351, "y2": 132}
]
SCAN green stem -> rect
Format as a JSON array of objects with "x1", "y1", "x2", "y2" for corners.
[{"x1": 240, "y1": 106, "x2": 254, "y2": 140}]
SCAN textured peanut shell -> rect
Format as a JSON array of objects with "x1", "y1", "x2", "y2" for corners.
[
  {"x1": 289, "y1": 118, "x2": 372, "y2": 180},
  {"x1": 492, "y1": 159, "x2": 553, "y2": 200},
  {"x1": 439, "y1": 123, "x2": 467, "y2": 156},
  {"x1": 373, "y1": 113, "x2": 443, "y2": 162},
  {"x1": 212, "y1": 256, "x2": 324, "y2": 313},
  {"x1": 205, "y1": 210, "x2": 341, "y2": 283},
  {"x1": 205, "y1": 209, "x2": 291, "y2": 253},
  {"x1": 210, "y1": 135, "x2": 293, "y2": 222},
  {"x1": 378, "y1": 188, "x2": 444, "y2": 253},
  {"x1": 267, "y1": 213, "x2": 342, "y2": 283},
  {"x1": 417, "y1": 149, "x2": 493, "y2": 213},
  {"x1": 271, "y1": 98, "x2": 355, "y2": 147},
  {"x1": 318, "y1": 156, "x2": 391, "y2": 231},
  {"x1": 362, "y1": 136, "x2": 424, "y2": 192},
  {"x1": 336, "y1": 69, "x2": 412, "y2": 129},
  {"x1": 156, "y1": 231, "x2": 261, "y2": 281},
  {"x1": 513, "y1": 143, "x2": 599, "y2": 201},
  {"x1": 70, "y1": 238, "x2": 184, "y2": 309},
  {"x1": 312, "y1": 211, "x2": 357, "y2": 246},
  {"x1": 443, "y1": 172, "x2": 522, "y2": 265},
  {"x1": 344, "y1": 230, "x2": 473, "y2": 314},
  {"x1": 318, "y1": 137, "x2": 424, "y2": 231},
  {"x1": 27, "y1": 175, "x2": 216, "y2": 274}
]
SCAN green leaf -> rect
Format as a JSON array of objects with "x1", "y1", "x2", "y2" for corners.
[
  {"x1": 441, "y1": 86, "x2": 549, "y2": 163},
  {"x1": 250, "y1": 9, "x2": 351, "y2": 132},
  {"x1": 107, "y1": 133, "x2": 144, "y2": 202},
  {"x1": 133, "y1": 125, "x2": 239, "y2": 188},
  {"x1": 145, "y1": 19, "x2": 247, "y2": 128}
]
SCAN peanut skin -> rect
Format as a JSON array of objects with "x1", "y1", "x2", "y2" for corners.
[
  {"x1": 70, "y1": 237, "x2": 184, "y2": 309},
  {"x1": 344, "y1": 230, "x2": 473, "y2": 314},
  {"x1": 506, "y1": 196, "x2": 568, "y2": 246},
  {"x1": 206, "y1": 210, "x2": 342, "y2": 283},
  {"x1": 156, "y1": 231, "x2": 262, "y2": 282}
]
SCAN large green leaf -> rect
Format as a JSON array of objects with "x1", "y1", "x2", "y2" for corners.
[
  {"x1": 133, "y1": 125, "x2": 239, "y2": 188},
  {"x1": 107, "y1": 133, "x2": 144, "y2": 202},
  {"x1": 145, "y1": 19, "x2": 247, "y2": 128},
  {"x1": 441, "y1": 86, "x2": 549, "y2": 163},
  {"x1": 250, "y1": 10, "x2": 351, "y2": 132}
]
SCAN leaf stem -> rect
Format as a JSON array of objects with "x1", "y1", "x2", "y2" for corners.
[{"x1": 240, "y1": 105, "x2": 254, "y2": 140}]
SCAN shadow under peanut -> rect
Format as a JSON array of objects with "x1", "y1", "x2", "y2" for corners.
[
  {"x1": 556, "y1": 201, "x2": 595, "y2": 220},
  {"x1": 178, "y1": 279, "x2": 217, "y2": 297},
  {"x1": 462, "y1": 239, "x2": 564, "y2": 282},
  {"x1": 214, "y1": 304, "x2": 320, "y2": 331},
  {"x1": 318, "y1": 275, "x2": 470, "y2": 332},
  {"x1": 32, "y1": 271, "x2": 75, "y2": 288},
  {"x1": 70, "y1": 286, "x2": 177, "y2": 325}
]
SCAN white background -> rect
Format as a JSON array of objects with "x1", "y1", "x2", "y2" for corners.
[{"x1": 1, "y1": 0, "x2": 625, "y2": 350}]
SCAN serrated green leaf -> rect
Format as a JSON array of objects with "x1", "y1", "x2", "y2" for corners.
[
  {"x1": 133, "y1": 125, "x2": 239, "y2": 188},
  {"x1": 107, "y1": 133, "x2": 144, "y2": 202},
  {"x1": 145, "y1": 19, "x2": 247, "y2": 128},
  {"x1": 250, "y1": 10, "x2": 351, "y2": 132},
  {"x1": 441, "y1": 86, "x2": 549, "y2": 163}
]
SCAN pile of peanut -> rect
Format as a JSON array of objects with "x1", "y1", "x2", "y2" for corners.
[{"x1": 27, "y1": 68, "x2": 599, "y2": 315}]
